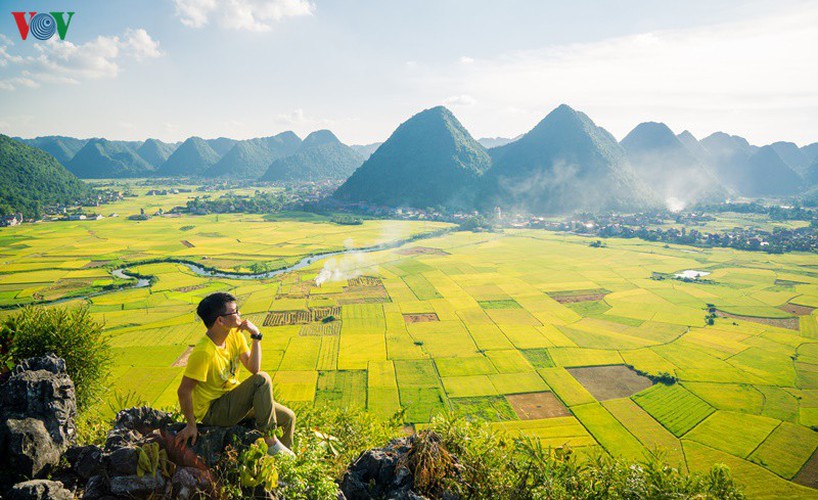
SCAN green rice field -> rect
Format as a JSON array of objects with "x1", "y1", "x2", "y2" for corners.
[{"x1": 3, "y1": 191, "x2": 818, "y2": 497}]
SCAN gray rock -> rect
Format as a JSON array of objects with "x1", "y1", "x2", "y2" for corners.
[
  {"x1": 82, "y1": 475, "x2": 108, "y2": 500},
  {"x1": 1, "y1": 353, "x2": 76, "y2": 448},
  {"x1": 109, "y1": 473, "x2": 165, "y2": 497},
  {"x1": 172, "y1": 466, "x2": 212, "y2": 499},
  {"x1": 0, "y1": 354, "x2": 77, "y2": 486},
  {"x1": 7, "y1": 479, "x2": 73, "y2": 500},
  {"x1": 1, "y1": 418, "x2": 61, "y2": 478},
  {"x1": 107, "y1": 446, "x2": 139, "y2": 476},
  {"x1": 65, "y1": 445, "x2": 103, "y2": 480}
]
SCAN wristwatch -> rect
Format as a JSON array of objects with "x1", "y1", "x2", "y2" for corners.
[{"x1": 250, "y1": 331, "x2": 263, "y2": 341}]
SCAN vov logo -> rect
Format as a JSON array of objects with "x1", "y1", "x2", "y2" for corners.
[{"x1": 12, "y1": 12, "x2": 75, "y2": 40}]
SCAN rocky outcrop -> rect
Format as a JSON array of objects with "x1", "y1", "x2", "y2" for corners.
[
  {"x1": 7, "y1": 479, "x2": 73, "y2": 500},
  {"x1": 73, "y1": 406, "x2": 266, "y2": 499},
  {"x1": 341, "y1": 432, "x2": 461, "y2": 500},
  {"x1": 0, "y1": 354, "x2": 76, "y2": 484}
]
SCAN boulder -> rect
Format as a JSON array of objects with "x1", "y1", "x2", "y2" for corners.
[
  {"x1": 7, "y1": 479, "x2": 73, "y2": 500},
  {"x1": 0, "y1": 354, "x2": 76, "y2": 484},
  {"x1": 64, "y1": 445, "x2": 104, "y2": 480},
  {"x1": 340, "y1": 437, "x2": 426, "y2": 500},
  {"x1": 109, "y1": 474, "x2": 166, "y2": 497},
  {"x1": 172, "y1": 466, "x2": 212, "y2": 499},
  {"x1": 1, "y1": 419, "x2": 61, "y2": 478},
  {"x1": 1, "y1": 354, "x2": 76, "y2": 446}
]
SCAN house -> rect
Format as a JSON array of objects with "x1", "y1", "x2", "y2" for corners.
[{"x1": 1, "y1": 213, "x2": 22, "y2": 227}]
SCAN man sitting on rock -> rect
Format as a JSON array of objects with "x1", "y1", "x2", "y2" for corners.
[{"x1": 175, "y1": 292, "x2": 295, "y2": 456}]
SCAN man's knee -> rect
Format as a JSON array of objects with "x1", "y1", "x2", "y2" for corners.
[
  {"x1": 278, "y1": 405, "x2": 296, "y2": 426},
  {"x1": 252, "y1": 371, "x2": 272, "y2": 386}
]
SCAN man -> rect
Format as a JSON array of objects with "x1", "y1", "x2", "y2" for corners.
[{"x1": 175, "y1": 292, "x2": 295, "y2": 456}]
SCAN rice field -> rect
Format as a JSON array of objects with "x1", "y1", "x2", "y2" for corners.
[{"x1": 4, "y1": 201, "x2": 818, "y2": 495}]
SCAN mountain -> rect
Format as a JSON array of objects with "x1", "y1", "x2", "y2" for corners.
[
  {"x1": 741, "y1": 146, "x2": 803, "y2": 196},
  {"x1": 203, "y1": 132, "x2": 302, "y2": 179},
  {"x1": 806, "y1": 157, "x2": 818, "y2": 186},
  {"x1": 19, "y1": 136, "x2": 88, "y2": 165},
  {"x1": 770, "y1": 141, "x2": 810, "y2": 176},
  {"x1": 802, "y1": 142, "x2": 818, "y2": 164},
  {"x1": 66, "y1": 139, "x2": 154, "y2": 178},
  {"x1": 478, "y1": 135, "x2": 523, "y2": 149},
  {"x1": 333, "y1": 106, "x2": 491, "y2": 209},
  {"x1": 156, "y1": 137, "x2": 221, "y2": 177},
  {"x1": 676, "y1": 131, "x2": 712, "y2": 164},
  {"x1": 137, "y1": 139, "x2": 178, "y2": 170},
  {"x1": 699, "y1": 132, "x2": 756, "y2": 192},
  {"x1": 350, "y1": 143, "x2": 383, "y2": 159},
  {"x1": 205, "y1": 137, "x2": 238, "y2": 156},
  {"x1": 260, "y1": 130, "x2": 364, "y2": 182},
  {"x1": 621, "y1": 122, "x2": 726, "y2": 207},
  {"x1": 0, "y1": 135, "x2": 94, "y2": 217},
  {"x1": 483, "y1": 104, "x2": 658, "y2": 214}
]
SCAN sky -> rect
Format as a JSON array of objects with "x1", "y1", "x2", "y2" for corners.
[{"x1": 0, "y1": 0, "x2": 816, "y2": 146}]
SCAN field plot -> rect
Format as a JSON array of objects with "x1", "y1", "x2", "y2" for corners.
[
  {"x1": 493, "y1": 417, "x2": 597, "y2": 449},
  {"x1": 603, "y1": 398, "x2": 686, "y2": 470},
  {"x1": 567, "y1": 365, "x2": 653, "y2": 401},
  {"x1": 684, "y1": 441, "x2": 816, "y2": 499},
  {"x1": 633, "y1": 384, "x2": 715, "y2": 436},
  {"x1": 537, "y1": 368, "x2": 596, "y2": 407},
  {"x1": 506, "y1": 392, "x2": 570, "y2": 419},
  {"x1": 685, "y1": 411, "x2": 779, "y2": 458},
  {"x1": 450, "y1": 396, "x2": 517, "y2": 421},
  {"x1": 749, "y1": 422, "x2": 818, "y2": 479},
  {"x1": 571, "y1": 403, "x2": 645, "y2": 460},
  {"x1": 314, "y1": 370, "x2": 367, "y2": 409}
]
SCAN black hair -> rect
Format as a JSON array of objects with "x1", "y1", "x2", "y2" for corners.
[{"x1": 197, "y1": 292, "x2": 237, "y2": 328}]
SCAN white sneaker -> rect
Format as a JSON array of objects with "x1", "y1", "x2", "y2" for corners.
[{"x1": 269, "y1": 440, "x2": 296, "y2": 457}]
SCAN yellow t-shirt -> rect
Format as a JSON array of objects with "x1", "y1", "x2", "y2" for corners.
[{"x1": 184, "y1": 329, "x2": 250, "y2": 419}]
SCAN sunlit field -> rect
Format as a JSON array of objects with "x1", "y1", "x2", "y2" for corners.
[{"x1": 3, "y1": 194, "x2": 818, "y2": 497}]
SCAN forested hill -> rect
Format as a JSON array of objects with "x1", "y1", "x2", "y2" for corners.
[
  {"x1": 0, "y1": 135, "x2": 93, "y2": 217},
  {"x1": 260, "y1": 130, "x2": 364, "y2": 182},
  {"x1": 332, "y1": 106, "x2": 491, "y2": 209}
]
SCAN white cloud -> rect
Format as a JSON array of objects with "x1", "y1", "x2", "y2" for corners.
[
  {"x1": 415, "y1": 5, "x2": 818, "y2": 144},
  {"x1": 459, "y1": 56, "x2": 474, "y2": 64},
  {"x1": 0, "y1": 29, "x2": 162, "y2": 91},
  {"x1": 444, "y1": 94, "x2": 476, "y2": 107},
  {"x1": 121, "y1": 29, "x2": 163, "y2": 61},
  {"x1": 174, "y1": 0, "x2": 315, "y2": 31}
]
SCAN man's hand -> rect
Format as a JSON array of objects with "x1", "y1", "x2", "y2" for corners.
[
  {"x1": 239, "y1": 319, "x2": 260, "y2": 337},
  {"x1": 175, "y1": 423, "x2": 198, "y2": 446}
]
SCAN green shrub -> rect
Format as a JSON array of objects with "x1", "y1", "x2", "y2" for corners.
[
  {"x1": 2, "y1": 305, "x2": 112, "y2": 409},
  {"x1": 426, "y1": 413, "x2": 743, "y2": 499}
]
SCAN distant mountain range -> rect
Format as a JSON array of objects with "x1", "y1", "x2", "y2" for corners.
[
  {"x1": 478, "y1": 135, "x2": 523, "y2": 149},
  {"x1": 205, "y1": 132, "x2": 302, "y2": 179},
  {"x1": 260, "y1": 130, "x2": 364, "y2": 182},
  {"x1": 10, "y1": 106, "x2": 818, "y2": 215},
  {"x1": 482, "y1": 105, "x2": 658, "y2": 213},
  {"x1": 621, "y1": 122, "x2": 726, "y2": 206}
]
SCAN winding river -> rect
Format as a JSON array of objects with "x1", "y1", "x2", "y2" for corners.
[{"x1": 3, "y1": 228, "x2": 453, "y2": 309}]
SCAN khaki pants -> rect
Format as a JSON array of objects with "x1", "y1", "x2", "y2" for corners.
[{"x1": 202, "y1": 372, "x2": 296, "y2": 449}]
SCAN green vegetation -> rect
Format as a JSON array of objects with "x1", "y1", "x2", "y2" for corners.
[
  {"x1": 333, "y1": 106, "x2": 491, "y2": 209},
  {"x1": 0, "y1": 134, "x2": 95, "y2": 217},
  {"x1": 260, "y1": 130, "x2": 364, "y2": 182},
  {"x1": 1, "y1": 305, "x2": 112, "y2": 408},
  {"x1": 207, "y1": 132, "x2": 301, "y2": 179},
  {"x1": 484, "y1": 104, "x2": 658, "y2": 214},
  {"x1": 67, "y1": 138, "x2": 154, "y2": 178}
]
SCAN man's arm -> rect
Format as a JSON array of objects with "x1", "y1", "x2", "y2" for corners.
[
  {"x1": 175, "y1": 376, "x2": 199, "y2": 445},
  {"x1": 239, "y1": 319, "x2": 262, "y2": 374}
]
